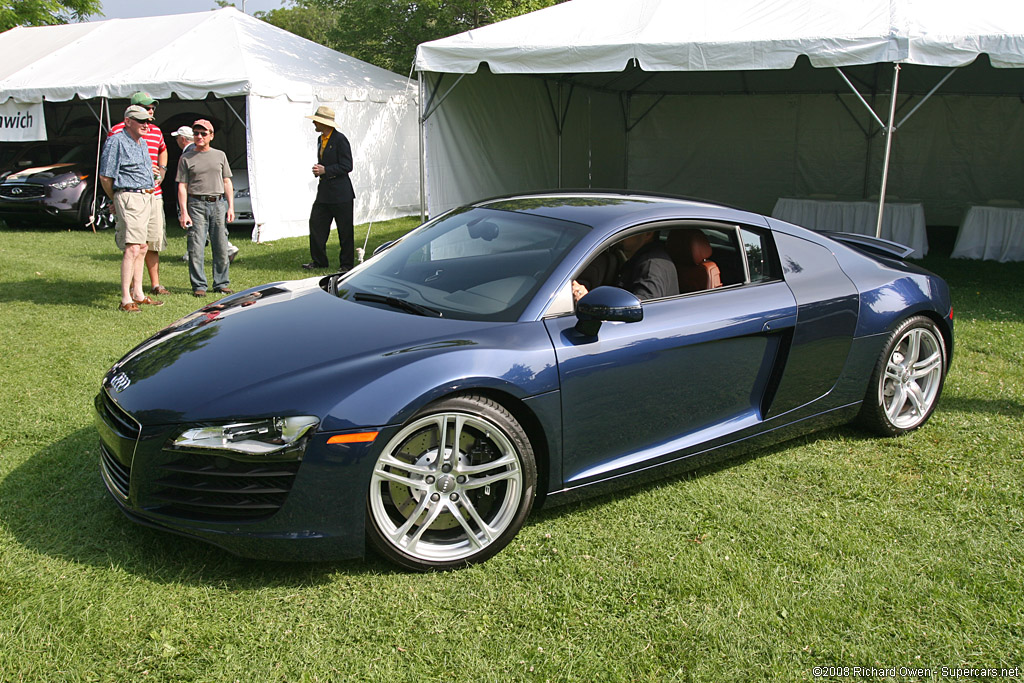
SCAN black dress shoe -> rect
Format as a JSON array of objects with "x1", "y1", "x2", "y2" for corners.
[{"x1": 302, "y1": 262, "x2": 327, "y2": 270}]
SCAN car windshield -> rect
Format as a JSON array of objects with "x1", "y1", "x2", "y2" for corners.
[
  {"x1": 57, "y1": 144, "x2": 93, "y2": 165},
  {"x1": 1, "y1": 143, "x2": 76, "y2": 171},
  {"x1": 335, "y1": 207, "x2": 591, "y2": 322}
]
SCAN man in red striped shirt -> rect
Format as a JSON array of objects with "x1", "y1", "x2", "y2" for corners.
[{"x1": 108, "y1": 92, "x2": 170, "y2": 295}]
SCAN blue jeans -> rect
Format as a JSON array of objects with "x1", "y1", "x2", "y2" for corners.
[{"x1": 186, "y1": 198, "x2": 229, "y2": 291}]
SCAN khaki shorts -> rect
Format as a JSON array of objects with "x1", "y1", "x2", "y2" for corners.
[
  {"x1": 148, "y1": 196, "x2": 166, "y2": 252},
  {"x1": 113, "y1": 191, "x2": 157, "y2": 251}
]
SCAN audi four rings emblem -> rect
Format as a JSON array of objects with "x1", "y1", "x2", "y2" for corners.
[{"x1": 109, "y1": 372, "x2": 131, "y2": 393}]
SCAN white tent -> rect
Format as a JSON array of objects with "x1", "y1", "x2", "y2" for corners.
[
  {"x1": 0, "y1": 8, "x2": 420, "y2": 241},
  {"x1": 415, "y1": 0, "x2": 1024, "y2": 227}
]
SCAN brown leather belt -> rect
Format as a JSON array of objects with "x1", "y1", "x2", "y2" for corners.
[{"x1": 190, "y1": 194, "x2": 223, "y2": 202}]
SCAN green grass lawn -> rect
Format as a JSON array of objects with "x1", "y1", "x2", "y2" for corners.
[{"x1": 1, "y1": 221, "x2": 1022, "y2": 682}]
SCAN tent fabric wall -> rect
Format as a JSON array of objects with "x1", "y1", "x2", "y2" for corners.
[
  {"x1": 626, "y1": 94, "x2": 1024, "y2": 225},
  {"x1": 247, "y1": 91, "x2": 419, "y2": 243},
  {"x1": 416, "y1": 0, "x2": 1024, "y2": 224},
  {"x1": 0, "y1": 8, "x2": 420, "y2": 242},
  {"x1": 423, "y1": 72, "x2": 557, "y2": 212},
  {"x1": 422, "y1": 70, "x2": 628, "y2": 213}
]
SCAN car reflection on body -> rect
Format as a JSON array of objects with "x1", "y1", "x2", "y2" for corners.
[
  {"x1": 95, "y1": 191, "x2": 953, "y2": 570},
  {"x1": 0, "y1": 141, "x2": 114, "y2": 230}
]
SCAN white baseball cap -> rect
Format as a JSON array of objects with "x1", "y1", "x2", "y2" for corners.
[{"x1": 171, "y1": 125, "x2": 194, "y2": 139}]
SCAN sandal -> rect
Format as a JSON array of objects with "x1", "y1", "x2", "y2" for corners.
[
  {"x1": 133, "y1": 296, "x2": 164, "y2": 307},
  {"x1": 150, "y1": 285, "x2": 171, "y2": 295},
  {"x1": 118, "y1": 302, "x2": 141, "y2": 313}
]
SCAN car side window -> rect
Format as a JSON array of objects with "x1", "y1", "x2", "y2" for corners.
[{"x1": 739, "y1": 227, "x2": 782, "y2": 283}]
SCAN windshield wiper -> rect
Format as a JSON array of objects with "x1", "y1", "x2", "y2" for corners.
[{"x1": 354, "y1": 293, "x2": 443, "y2": 317}]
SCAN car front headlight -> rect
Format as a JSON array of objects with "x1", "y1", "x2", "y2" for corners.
[
  {"x1": 173, "y1": 416, "x2": 319, "y2": 456},
  {"x1": 51, "y1": 175, "x2": 83, "y2": 190},
  {"x1": 234, "y1": 187, "x2": 250, "y2": 198}
]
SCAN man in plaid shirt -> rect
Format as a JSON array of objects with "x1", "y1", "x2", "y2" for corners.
[{"x1": 108, "y1": 92, "x2": 170, "y2": 295}]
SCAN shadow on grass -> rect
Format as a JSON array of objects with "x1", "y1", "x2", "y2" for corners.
[
  {"x1": 531, "y1": 423, "x2": 864, "y2": 525},
  {"x1": 940, "y1": 395, "x2": 1024, "y2": 419},
  {"x1": 4, "y1": 423, "x2": 844, "y2": 584},
  {"x1": 0, "y1": 277, "x2": 117, "y2": 308},
  {"x1": 2, "y1": 409, "x2": 970, "y2": 583},
  {"x1": 0, "y1": 428, "x2": 395, "y2": 587}
]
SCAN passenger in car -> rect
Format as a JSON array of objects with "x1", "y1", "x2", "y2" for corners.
[{"x1": 572, "y1": 231, "x2": 679, "y2": 302}]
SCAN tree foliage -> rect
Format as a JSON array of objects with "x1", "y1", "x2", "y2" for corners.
[
  {"x1": 0, "y1": 0, "x2": 102, "y2": 31},
  {"x1": 260, "y1": 0, "x2": 560, "y2": 74}
]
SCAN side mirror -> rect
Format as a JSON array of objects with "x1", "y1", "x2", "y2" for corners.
[{"x1": 574, "y1": 286, "x2": 643, "y2": 336}]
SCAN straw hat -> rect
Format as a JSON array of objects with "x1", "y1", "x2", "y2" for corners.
[{"x1": 306, "y1": 105, "x2": 338, "y2": 128}]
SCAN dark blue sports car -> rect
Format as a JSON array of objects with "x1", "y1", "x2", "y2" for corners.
[{"x1": 95, "y1": 192, "x2": 953, "y2": 570}]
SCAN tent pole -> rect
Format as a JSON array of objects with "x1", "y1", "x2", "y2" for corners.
[
  {"x1": 558, "y1": 81, "x2": 563, "y2": 188},
  {"x1": 89, "y1": 97, "x2": 108, "y2": 233},
  {"x1": 624, "y1": 93, "x2": 631, "y2": 189},
  {"x1": 875, "y1": 64, "x2": 900, "y2": 239},
  {"x1": 418, "y1": 71, "x2": 426, "y2": 222},
  {"x1": 897, "y1": 68, "x2": 957, "y2": 129}
]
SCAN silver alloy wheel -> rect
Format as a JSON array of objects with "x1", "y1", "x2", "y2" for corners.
[
  {"x1": 369, "y1": 409, "x2": 526, "y2": 565},
  {"x1": 879, "y1": 324, "x2": 944, "y2": 430}
]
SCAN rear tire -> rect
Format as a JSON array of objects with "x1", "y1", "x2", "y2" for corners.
[
  {"x1": 366, "y1": 395, "x2": 537, "y2": 571},
  {"x1": 859, "y1": 315, "x2": 947, "y2": 436}
]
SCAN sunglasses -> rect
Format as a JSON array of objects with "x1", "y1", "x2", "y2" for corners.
[{"x1": 193, "y1": 130, "x2": 210, "y2": 137}]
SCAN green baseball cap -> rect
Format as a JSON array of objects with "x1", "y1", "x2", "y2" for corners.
[{"x1": 130, "y1": 91, "x2": 158, "y2": 106}]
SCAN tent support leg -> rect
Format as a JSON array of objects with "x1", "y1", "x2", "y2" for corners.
[
  {"x1": 557, "y1": 82, "x2": 562, "y2": 188},
  {"x1": 875, "y1": 64, "x2": 901, "y2": 239},
  {"x1": 621, "y1": 93, "x2": 633, "y2": 188},
  {"x1": 88, "y1": 97, "x2": 109, "y2": 233},
  {"x1": 418, "y1": 71, "x2": 427, "y2": 222},
  {"x1": 543, "y1": 80, "x2": 575, "y2": 188}
]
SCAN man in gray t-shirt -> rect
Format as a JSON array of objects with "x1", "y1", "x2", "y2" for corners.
[{"x1": 176, "y1": 118, "x2": 235, "y2": 297}]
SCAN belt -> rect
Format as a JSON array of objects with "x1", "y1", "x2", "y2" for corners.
[
  {"x1": 190, "y1": 194, "x2": 223, "y2": 202},
  {"x1": 115, "y1": 188, "x2": 154, "y2": 194}
]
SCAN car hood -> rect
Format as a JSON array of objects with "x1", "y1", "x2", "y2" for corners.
[
  {"x1": 3, "y1": 162, "x2": 81, "y2": 182},
  {"x1": 104, "y1": 279, "x2": 504, "y2": 425}
]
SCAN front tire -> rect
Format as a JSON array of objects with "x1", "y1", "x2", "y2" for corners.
[
  {"x1": 79, "y1": 189, "x2": 114, "y2": 231},
  {"x1": 366, "y1": 395, "x2": 537, "y2": 571},
  {"x1": 859, "y1": 315, "x2": 947, "y2": 436}
]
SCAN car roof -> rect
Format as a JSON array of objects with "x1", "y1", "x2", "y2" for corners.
[{"x1": 473, "y1": 191, "x2": 769, "y2": 234}]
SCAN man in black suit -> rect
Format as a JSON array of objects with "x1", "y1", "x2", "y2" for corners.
[{"x1": 303, "y1": 105, "x2": 356, "y2": 271}]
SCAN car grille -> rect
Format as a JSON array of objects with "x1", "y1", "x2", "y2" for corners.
[
  {"x1": 100, "y1": 443, "x2": 131, "y2": 500},
  {"x1": 95, "y1": 391, "x2": 141, "y2": 502},
  {"x1": 150, "y1": 453, "x2": 300, "y2": 522},
  {"x1": 98, "y1": 390, "x2": 139, "y2": 437},
  {"x1": 0, "y1": 184, "x2": 45, "y2": 199}
]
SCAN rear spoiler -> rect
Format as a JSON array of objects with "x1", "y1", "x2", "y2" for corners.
[{"x1": 819, "y1": 231, "x2": 915, "y2": 260}]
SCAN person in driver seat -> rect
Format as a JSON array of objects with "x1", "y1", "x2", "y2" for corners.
[{"x1": 572, "y1": 230, "x2": 679, "y2": 302}]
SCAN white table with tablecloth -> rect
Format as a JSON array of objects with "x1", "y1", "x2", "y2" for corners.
[
  {"x1": 771, "y1": 198, "x2": 929, "y2": 257},
  {"x1": 951, "y1": 205, "x2": 1024, "y2": 262}
]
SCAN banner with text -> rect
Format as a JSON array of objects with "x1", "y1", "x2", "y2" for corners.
[{"x1": 0, "y1": 101, "x2": 46, "y2": 142}]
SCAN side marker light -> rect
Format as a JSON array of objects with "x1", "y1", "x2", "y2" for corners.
[{"x1": 327, "y1": 432, "x2": 379, "y2": 445}]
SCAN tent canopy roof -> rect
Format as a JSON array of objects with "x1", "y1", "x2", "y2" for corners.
[
  {"x1": 416, "y1": 0, "x2": 1024, "y2": 80},
  {"x1": 1, "y1": 7, "x2": 412, "y2": 104}
]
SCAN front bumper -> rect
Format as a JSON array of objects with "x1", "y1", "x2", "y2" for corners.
[
  {"x1": 0, "y1": 184, "x2": 83, "y2": 223},
  {"x1": 94, "y1": 389, "x2": 380, "y2": 561}
]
